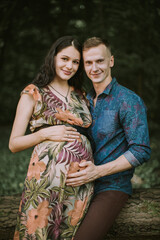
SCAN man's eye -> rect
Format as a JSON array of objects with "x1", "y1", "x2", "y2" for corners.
[
  {"x1": 97, "y1": 59, "x2": 103, "y2": 63},
  {"x1": 85, "y1": 61, "x2": 91, "y2": 65}
]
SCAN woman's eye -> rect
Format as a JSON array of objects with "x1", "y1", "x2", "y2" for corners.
[
  {"x1": 62, "y1": 58, "x2": 68, "y2": 61},
  {"x1": 73, "y1": 60, "x2": 80, "y2": 64}
]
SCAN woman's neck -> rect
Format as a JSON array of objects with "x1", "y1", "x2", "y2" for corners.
[
  {"x1": 49, "y1": 77, "x2": 70, "y2": 103},
  {"x1": 50, "y1": 77, "x2": 69, "y2": 90}
]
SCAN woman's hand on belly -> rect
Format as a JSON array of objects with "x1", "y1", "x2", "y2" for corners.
[{"x1": 39, "y1": 125, "x2": 81, "y2": 142}]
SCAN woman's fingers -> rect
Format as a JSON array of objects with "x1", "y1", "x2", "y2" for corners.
[
  {"x1": 65, "y1": 126, "x2": 77, "y2": 131},
  {"x1": 46, "y1": 125, "x2": 81, "y2": 141},
  {"x1": 65, "y1": 133, "x2": 80, "y2": 138},
  {"x1": 62, "y1": 137, "x2": 76, "y2": 142},
  {"x1": 65, "y1": 127, "x2": 80, "y2": 139},
  {"x1": 65, "y1": 127, "x2": 80, "y2": 135}
]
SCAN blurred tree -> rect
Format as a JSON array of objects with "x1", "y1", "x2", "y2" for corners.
[{"x1": 0, "y1": 0, "x2": 160, "y2": 133}]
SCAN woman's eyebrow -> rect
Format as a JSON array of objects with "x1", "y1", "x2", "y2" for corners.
[
  {"x1": 61, "y1": 54, "x2": 80, "y2": 60},
  {"x1": 61, "y1": 55, "x2": 69, "y2": 57}
]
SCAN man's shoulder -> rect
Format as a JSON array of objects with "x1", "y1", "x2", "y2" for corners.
[
  {"x1": 116, "y1": 83, "x2": 143, "y2": 104},
  {"x1": 114, "y1": 83, "x2": 147, "y2": 113}
]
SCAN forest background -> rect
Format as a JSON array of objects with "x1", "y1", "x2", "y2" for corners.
[{"x1": 0, "y1": 0, "x2": 160, "y2": 195}]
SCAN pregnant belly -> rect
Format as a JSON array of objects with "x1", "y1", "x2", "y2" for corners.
[
  {"x1": 34, "y1": 135, "x2": 93, "y2": 166},
  {"x1": 55, "y1": 136, "x2": 93, "y2": 165}
]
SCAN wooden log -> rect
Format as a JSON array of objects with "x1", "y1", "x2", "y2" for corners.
[
  {"x1": 0, "y1": 189, "x2": 160, "y2": 240},
  {"x1": 106, "y1": 188, "x2": 160, "y2": 240}
]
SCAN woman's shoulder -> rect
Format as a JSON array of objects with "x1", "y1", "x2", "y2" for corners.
[{"x1": 21, "y1": 84, "x2": 42, "y2": 102}]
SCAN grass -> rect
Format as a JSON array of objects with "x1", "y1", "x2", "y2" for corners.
[
  {"x1": 0, "y1": 126, "x2": 32, "y2": 195},
  {"x1": 0, "y1": 126, "x2": 160, "y2": 196}
]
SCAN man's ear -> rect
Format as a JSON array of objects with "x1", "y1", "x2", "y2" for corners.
[{"x1": 110, "y1": 55, "x2": 114, "y2": 68}]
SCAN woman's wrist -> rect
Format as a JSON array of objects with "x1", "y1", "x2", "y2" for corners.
[{"x1": 37, "y1": 128, "x2": 47, "y2": 141}]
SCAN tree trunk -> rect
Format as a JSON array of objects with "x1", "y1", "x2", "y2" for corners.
[
  {"x1": 0, "y1": 189, "x2": 160, "y2": 240},
  {"x1": 106, "y1": 188, "x2": 160, "y2": 239}
]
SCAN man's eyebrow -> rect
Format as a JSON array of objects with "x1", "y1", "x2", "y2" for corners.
[
  {"x1": 84, "y1": 58, "x2": 104, "y2": 62},
  {"x1": 97, "y1": 57, "x2": 104, "y2": 60}
]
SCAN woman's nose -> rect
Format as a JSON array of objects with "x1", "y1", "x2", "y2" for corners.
[{"x1": 66, "y1": 61, "x2": 73, "y2": 69}]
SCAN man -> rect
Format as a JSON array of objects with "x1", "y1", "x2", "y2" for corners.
[{"x1": 66, "y1": 37, "x2": 151, "y2": 240}]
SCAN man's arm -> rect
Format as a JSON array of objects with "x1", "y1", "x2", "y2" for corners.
[
  {"x1": 66, "y1": 155, "x2": 132, "y2": 187},
  {"x1": 119, "y1": 95, "x2": 151, "y2": 167},
  {"x1": 66, "y1": 94, "x2": 151, "y2": 187}
]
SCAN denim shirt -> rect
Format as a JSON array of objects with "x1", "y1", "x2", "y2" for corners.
[{"x1": 87, "y1": 78, "x2": 151, "y2": 195}]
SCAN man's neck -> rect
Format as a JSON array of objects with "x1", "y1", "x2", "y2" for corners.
[{"x1": 93, "y1": 77, "x2": 112, "y2": 97}]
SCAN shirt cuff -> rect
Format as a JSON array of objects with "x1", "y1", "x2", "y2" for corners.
[{"x1": 123, "y1": 150, "x2": 140, "y2": 167}]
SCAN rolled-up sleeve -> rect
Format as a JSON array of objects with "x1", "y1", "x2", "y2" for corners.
[{"x1": 120, "y1": 96, "x2": 151, "y2": 167}]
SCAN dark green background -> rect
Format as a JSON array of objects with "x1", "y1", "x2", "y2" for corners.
[{"x1": 0, "y1": 0, "x2": 160, "y2": 195}]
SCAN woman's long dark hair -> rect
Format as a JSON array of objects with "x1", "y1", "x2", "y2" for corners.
[{"x1": 32, "y1": 36, "x2": 83, "y2": 91}]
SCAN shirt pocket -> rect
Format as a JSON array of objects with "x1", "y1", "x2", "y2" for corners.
[{"x1": 98, "y1": 110, "x2": 118, "y2": 135}]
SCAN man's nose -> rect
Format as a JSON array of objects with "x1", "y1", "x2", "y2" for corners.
[
  {"x1": 92, "y1": 62, "x2": 98, "y2": 71},
  {"x1": 66, "y1": 61, "x2": 73, "y2": 69}
]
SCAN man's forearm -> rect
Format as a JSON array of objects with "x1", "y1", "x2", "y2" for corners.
[
  {"x1": 97, "y1": 154, "x2": 133, "y2": 178},
  {"x1": 66, "y1": 155, "x2": 133, "y2": 186}
]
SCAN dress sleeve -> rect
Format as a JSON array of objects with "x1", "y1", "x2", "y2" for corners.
[
  {"x1": 21, "y1": 84, "x2": 43, "y2": 132},
  {"x1": 119, "y1": 95, "x2": 151, "y2": 167},
  {"x1": 21, "y1": 84, "x2": 42, "y2": 101}
]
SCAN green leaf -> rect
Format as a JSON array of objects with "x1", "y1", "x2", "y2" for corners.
[{"x1": 64, "y1": 186, "x2": 77, "y2": 196}]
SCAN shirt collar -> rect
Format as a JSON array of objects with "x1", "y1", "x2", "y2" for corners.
[{"x1": 87, "y1": 77, "x2": 117, "y2": 101}]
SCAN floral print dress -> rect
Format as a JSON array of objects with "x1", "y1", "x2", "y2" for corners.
[{"x1": 14, "y1": 84, "x2": 94, "y2": 240}]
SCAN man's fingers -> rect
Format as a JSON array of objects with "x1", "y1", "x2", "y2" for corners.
[
  {"x1": 68, "y1": 182, "x2": 84, "y2": 187},
  {"x1": 66, "y1": 176, "x2": 85, "y2": 185},
  {"x1": 67, "y1": 169, "x2": 86, "y2": 178},
  {"x1": 79, "y1": 160, "x2": 91, "y2": 167}
]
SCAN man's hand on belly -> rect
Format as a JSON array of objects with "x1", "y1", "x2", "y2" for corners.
[{"x1": 66, "y1": 161, "x2": 100, "y2": 186}]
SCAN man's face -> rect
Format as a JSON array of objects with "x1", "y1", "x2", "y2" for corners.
[{"x1": 83, "y1": 44, "x2": 114, "y2": 85}]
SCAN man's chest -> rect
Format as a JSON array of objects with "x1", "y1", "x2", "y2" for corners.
[{"x1": 90, "y1": 97, "x2": 121, "y2": 137}]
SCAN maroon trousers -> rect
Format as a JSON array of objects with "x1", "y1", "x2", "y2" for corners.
[{"x1": 73, "y1": 190, "x2": 129, "y2": 240}]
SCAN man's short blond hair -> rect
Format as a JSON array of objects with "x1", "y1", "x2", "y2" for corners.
[{"x1": 83, "y1": 37, "x2": 112, "y2": 55}]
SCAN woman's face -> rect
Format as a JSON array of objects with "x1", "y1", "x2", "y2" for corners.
[{"x1": 54, "y1": 46, "x2": 80, "y2": 81}]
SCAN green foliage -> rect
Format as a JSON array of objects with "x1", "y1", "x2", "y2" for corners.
[{"x1": 0, "y1": 0, "x2": 160, "y2": 126}]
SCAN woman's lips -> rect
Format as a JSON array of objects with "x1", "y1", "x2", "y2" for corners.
[{"x1": 62, "y1": 70, "x2": 72, "y2": 75}]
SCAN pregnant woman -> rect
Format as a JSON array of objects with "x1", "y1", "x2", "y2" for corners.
[{"x1": 9, "y1": 36, "x2": 93, "y2": 240}]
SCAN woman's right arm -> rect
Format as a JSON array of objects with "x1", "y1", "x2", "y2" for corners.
[
  {"x1": 9, "y1": 93, "x2": 43, "y2": 152},
  {"x1": 9, "y1": 94, "x2": 81, "y2": 153}
]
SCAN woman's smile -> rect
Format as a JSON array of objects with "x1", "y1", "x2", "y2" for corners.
[{"x1": 62, "y1": 69, "x2": 72, "y2": 75}]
